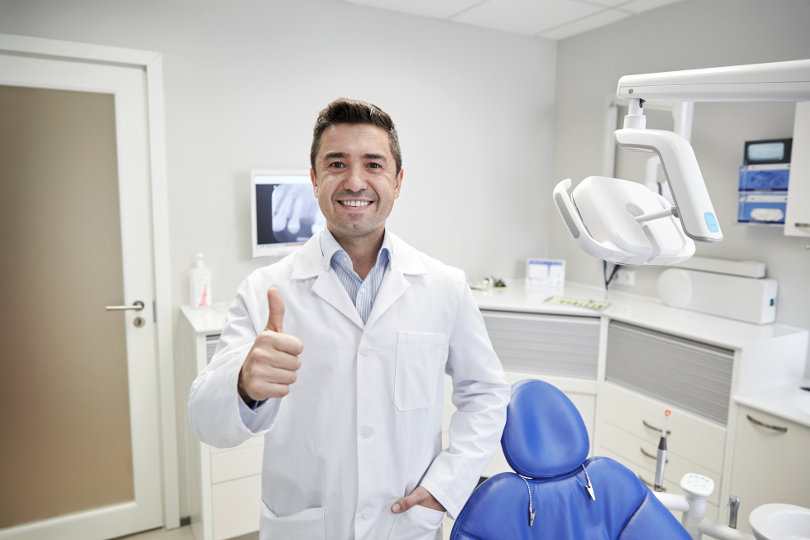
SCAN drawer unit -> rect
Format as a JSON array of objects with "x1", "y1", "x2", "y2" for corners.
[
  {"x1": 600, "y1": 447, "x2": 720, "y2": 518},
  {"x1": 210, "y1": 437, "x2": 263, "y2": 485},
  {"x1": 210, "y1": 474, "x2": 262, "y2": 540},
  {"x1": 600, "y1": 383, "x2": 726, "y2": 472},
  {"x1": 599, "y1": 382, "x2": 726, "y2": 513},
  {"x1": 181, "y1": 306, "x2": 264, "y2": 540}
]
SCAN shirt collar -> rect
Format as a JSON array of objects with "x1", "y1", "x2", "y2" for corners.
[{"x1": 320, "y1": 228, "x2": 392, "y2": 272}]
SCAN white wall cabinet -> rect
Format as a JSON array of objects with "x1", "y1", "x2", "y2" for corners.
[
  {"x1": 729, "y1": 404, "x2": 810, "y2": 535},
  {"x1": 785, "y1": 101, "x2": 810, "y2": 237}
]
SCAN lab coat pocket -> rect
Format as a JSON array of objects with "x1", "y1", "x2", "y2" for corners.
[
  {"x1": 260, "y1": 503, "x2": 325, "y2": 540},
  {"x1": 388, "y1": 504, "x2": 444, "y2": 540},
  {"x1": 395, "y1": 331, "x2": 448, "y2": 411}
]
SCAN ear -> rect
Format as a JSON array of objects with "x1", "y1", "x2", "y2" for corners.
[
  {"x1": 310, "y1": 168, "x2": 318, "y2": 195},
  {"x1": 393, "y1": 168, "x2": 404, "y2": 199}
]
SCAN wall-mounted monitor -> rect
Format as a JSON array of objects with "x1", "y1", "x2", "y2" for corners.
[{"x1": 251, "y1": 170, "x2": 325, "y2": 258}]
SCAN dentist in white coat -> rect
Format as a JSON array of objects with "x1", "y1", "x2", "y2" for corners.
[{"x1": 189, "y1": 98, "x2": 510, "y2": 540}]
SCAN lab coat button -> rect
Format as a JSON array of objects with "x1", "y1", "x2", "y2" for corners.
[
  {"x1": 360, "y1": 426, "x2": 375, "y2": 439},
  {"x1": 359, "y1": 507, "x2": 373, "y2": 520}
]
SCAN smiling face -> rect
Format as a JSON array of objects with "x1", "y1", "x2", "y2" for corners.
[{"x1": 310, "y1": 122, "x2": 403, "y2": 247}]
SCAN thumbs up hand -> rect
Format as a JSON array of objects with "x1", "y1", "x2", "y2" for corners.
[{"x1": 238, "y1": 288, "x2": 303, "y2": 403}]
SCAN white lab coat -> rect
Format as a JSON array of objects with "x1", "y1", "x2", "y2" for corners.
[{"x1": 189, "y1": 231, "x2": 509, "y2": 540}]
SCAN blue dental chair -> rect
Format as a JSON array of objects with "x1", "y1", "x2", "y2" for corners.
[{"x1": 450, "y1": 379, "x2": 691, "y2": 539}]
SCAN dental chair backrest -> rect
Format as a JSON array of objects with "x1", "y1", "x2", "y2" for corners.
[{"x1": 450, "y1": 379, "x2": 691, "y2": 540}]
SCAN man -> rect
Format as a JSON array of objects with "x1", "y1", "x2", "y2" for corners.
[{"x1": 189, "y1": 98, "x2": 509, "y2": 540}]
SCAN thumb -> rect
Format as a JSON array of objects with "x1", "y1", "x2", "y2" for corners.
[
  {"x1": 265, "y1": 288, "x2": 285, "y2": 333},
  {"x1": 391, "y1": 490, "x2": 421, "y2": 514}
]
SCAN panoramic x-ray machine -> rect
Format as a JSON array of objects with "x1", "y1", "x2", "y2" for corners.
[{"x1": 554, "y1": 59, "x2": 810, "y2": 266}]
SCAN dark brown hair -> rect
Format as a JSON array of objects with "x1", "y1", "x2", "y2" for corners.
[{"x1": 310, "y1": 98, "x2": 402, "y2": 174}]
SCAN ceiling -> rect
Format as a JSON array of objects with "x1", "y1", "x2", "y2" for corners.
[{"x1": 333, "y1": 0, "x2": 682, "y2": 40}]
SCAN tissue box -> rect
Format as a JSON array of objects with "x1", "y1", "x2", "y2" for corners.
[{"x1": 737, "y1": 191, "x2": 787, "y2": 224}]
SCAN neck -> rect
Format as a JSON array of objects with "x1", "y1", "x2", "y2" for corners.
[{"x1": 329, "y1": 227, "x2": 384, "y2": 280}]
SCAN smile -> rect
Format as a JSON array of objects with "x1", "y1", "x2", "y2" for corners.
[{"x1": 339, "y1": 200, "x2": 372, "y2": 207}]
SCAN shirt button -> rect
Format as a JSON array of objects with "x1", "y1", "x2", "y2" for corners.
[
  {"x1": 359, "y1": 287, "x2": 367, "y2": 295},
  {"x1": 360, "y1": 426, "x2": 374, "y2": 439}
]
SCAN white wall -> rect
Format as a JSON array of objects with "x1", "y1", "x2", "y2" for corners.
[
  {"x1": 551, "y1": 0, "x2": 810, "y2": 371},
  {"x1": 0, "y1": 0, "x2": 556, "y2": 308}
]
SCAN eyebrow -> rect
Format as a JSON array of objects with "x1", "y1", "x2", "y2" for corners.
[{"x1": 322, "y1": 151, "x2": 388, "y2": 162}]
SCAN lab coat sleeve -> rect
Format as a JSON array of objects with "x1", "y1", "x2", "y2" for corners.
[
  {"x1": 188, "y1": 274, "x2": 284, "y2": 448},
  {"x1": 419, "y1": 282, "x2": 510, "y2": 520}
]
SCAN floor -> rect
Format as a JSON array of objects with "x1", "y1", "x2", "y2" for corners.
[
  {"x1": 120, "y1": 519, "x2": 454, "y2": 539},
  {"x1": 120, "y1": 526, "x2": 257, "y2": 540}
]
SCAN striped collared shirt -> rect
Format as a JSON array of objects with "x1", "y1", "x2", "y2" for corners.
[{"x1": 320, "y1": 229, "x2": 391, "y2": 324}]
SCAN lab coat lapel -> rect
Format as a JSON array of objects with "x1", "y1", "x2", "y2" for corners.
[
  {"x1": 291, "y1": 232, "x2": 364, "y2": 329},
  {"x1": 365, "y1": 234, "x2": 427, "y2": 327},
  {"x1": 313, "y1": 271, "x2": 364, "y2": 329}
]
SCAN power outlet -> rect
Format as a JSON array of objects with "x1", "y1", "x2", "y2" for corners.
[{"x1": 615, "y1": 268, "x2": 636, "y2": 286}]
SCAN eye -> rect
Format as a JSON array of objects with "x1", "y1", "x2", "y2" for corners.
[
  {"x1": 328, "y1": 161, "x2": 345, "y2": 169},
  {"x1": 367, "y1": 162, "x2": 382, "y2": 169}
]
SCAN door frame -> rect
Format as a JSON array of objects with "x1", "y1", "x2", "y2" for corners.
[{"x1": 0, "y1": 33, "x2": 180, "y2": 530}]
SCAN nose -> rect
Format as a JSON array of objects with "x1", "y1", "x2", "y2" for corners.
[{"x1": 344, "y1": 165, "x2": 367, "y2": 191}]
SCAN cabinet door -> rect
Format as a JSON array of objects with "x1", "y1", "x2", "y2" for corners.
[
  {"x1": 606, "y1": 321, "x2": 734, "y2": 424},
  {"x1": 785, "y1": 102, "x2": 810, "y2": 236},
  {"x1": 482, "y1": 311, "x2": 600, "y2": 378},
  {"x1": 729, "y1": 405, "x2": 810, "y2": 534}
]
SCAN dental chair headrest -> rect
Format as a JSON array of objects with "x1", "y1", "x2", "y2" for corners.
[{"x1": 501, "y1": 379, "x2": 590, "y2": 479}]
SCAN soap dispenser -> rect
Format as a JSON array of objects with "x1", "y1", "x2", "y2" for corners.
[{"x1": 189, "y1": 252, "x2": 212, "y2": 307}]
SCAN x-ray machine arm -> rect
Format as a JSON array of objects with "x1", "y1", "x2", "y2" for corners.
[{"x1": 554, "y1": 59, "x2": 810, "y2": 265}]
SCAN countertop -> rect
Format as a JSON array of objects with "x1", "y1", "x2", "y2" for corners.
[
  {"x1": 735, "y1": 380, "x2": 810, "y2": 428},
  {"x1": 472, "y1": 280, "x2": 807, "y2": 351},
  {"x1": 182, "y1": 281, "x2": 810, "y2": 426},
  {"x1": 472, "y1": 279, "x2": 810, "y2": 427}
]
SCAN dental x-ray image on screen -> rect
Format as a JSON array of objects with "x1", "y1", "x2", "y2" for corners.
[{"x1": 251, "y1": 170, "x2": 325, "y2": 258}]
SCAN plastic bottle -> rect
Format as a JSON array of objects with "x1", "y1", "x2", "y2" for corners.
[{"x1": 189, "y1": 252, "x2": 212, "y2": 307}]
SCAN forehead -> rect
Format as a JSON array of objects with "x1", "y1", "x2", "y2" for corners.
[{"x1": 316, "y1": 123, "x2": 393, "y2": 160}]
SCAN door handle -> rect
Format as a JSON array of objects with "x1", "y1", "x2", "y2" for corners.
[{"x1": 105, "y1": 300, "x2": 145, "y2": 311}]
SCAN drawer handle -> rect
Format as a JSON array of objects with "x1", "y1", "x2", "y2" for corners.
[
  {"x1": 746, "y1": 414, "x2": 788, "y2": 433},
  {"x1": 640, "y1": 447, "x2": 669, "y2": 463},
  {"x1": 638, "y1": 474, "x2": 667, "y2": 492},
  {"x1": 642, "y1": 419, "x2": 671, "y2": 435}
]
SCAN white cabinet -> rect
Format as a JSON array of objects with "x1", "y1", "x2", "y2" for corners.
[
  {"x1": 729, "y1": 404, "x2": 810, "y2": 535},
  {"x1": 785, "y1": 101, "x2": 810, "y2": 237},
  {"x1": 180, "y1": 306, "x2": 263, "y2": 540},
  {"x1": 599, "y1": 382, "x2": 726, "y2": 516},
  {"x1": 441, "y1": 309, "x2": 601, "y2": 478},
  {"x1": 596, "y1": 312, "x2": 808, "y2": 525}
]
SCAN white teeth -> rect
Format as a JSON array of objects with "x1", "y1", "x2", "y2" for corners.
[{"x1": 340, "y1": 200, "x2": 371, "y2": 207}]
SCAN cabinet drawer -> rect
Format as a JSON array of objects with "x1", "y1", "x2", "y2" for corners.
[
  {"x1": 601, "y1": 383, "x2": 726, "y2": 474},
  {"x1": 212, "y1": 474, "x2": 261, "y2": 540},
  {"x1": 600, "y1": 422, "x2": 722, "y2": 507},
  {"x1": 483, "y1": 311, "x2": 599, "y2": 378},
  {"x1": 211, "y1": 438, "x2": 264, "y2": 484},
  {"x1": 601, "y1": 448, "x2": 720, "y2": 521}
]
